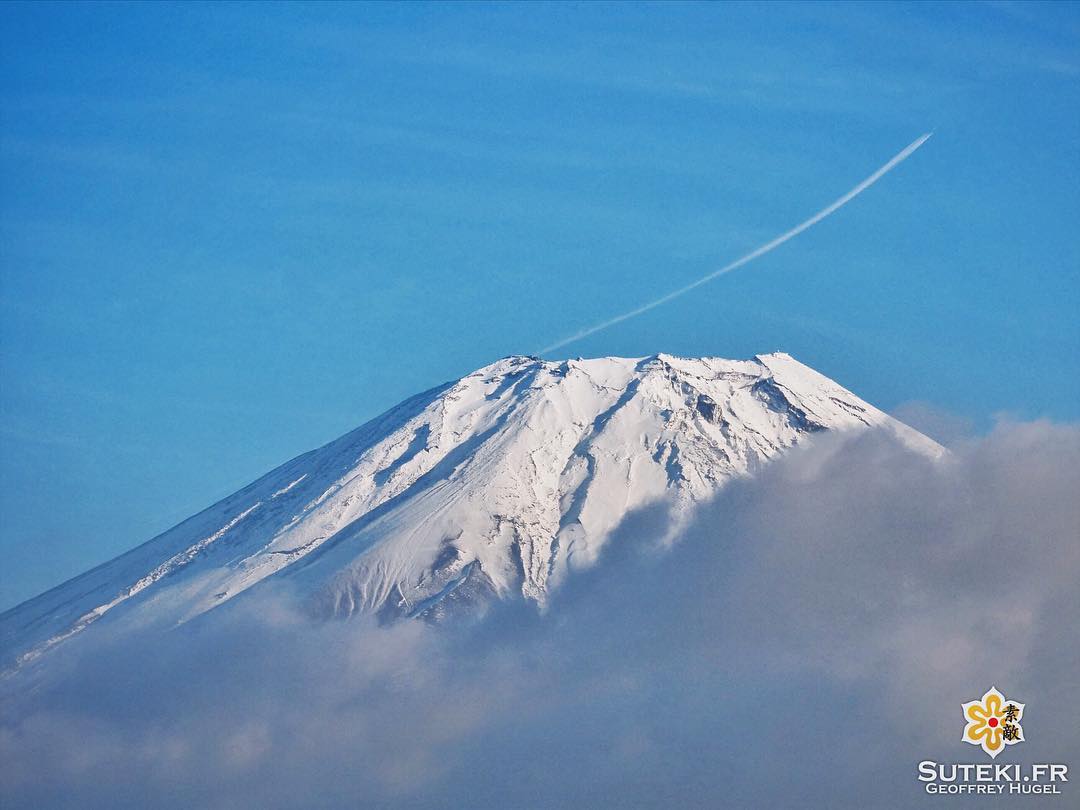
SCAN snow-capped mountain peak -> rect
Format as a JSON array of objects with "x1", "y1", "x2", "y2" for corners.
[{"x1": 0, "y1": 352, "x2": 941, "y2": 670}]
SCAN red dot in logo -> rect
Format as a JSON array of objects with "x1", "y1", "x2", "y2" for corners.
[{"x1": 988, "y1": 717, "x2": 999, "y2": 728}]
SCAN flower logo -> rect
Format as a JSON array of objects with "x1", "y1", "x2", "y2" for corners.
[{"x1": 962, "y1": 686, "x2": 1025, "y2": 758}]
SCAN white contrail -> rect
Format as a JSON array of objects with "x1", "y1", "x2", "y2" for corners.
[{"x1": 539, "y1": 132, "x2": 932, "y2": 355}]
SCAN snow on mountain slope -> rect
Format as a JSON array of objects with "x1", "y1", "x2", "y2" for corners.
[{"x1": 0, "y1": 352, "x2": 942, "y2": 670}]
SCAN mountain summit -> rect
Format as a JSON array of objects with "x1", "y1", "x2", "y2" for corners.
[{"x1": 1, "y1": 352, "x2": 940, "y2": 669}]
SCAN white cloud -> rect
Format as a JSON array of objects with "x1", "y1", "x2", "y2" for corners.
[{"x1": 2, "y1": 420, "x2": 1077, "y2": 808}]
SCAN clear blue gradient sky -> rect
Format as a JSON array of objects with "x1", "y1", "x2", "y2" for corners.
[{"x1": 1, "y1": 1, "x2": 1078, "y2": 610}]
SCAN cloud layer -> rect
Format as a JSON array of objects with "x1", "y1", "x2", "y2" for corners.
[{"x1": 2, "y1": 421, "x2": 1078, "y2": 809}]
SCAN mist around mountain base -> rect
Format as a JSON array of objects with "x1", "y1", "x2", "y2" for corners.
[{"x1": 2, "y1": 420, "x2": 1077, "y2": 809}]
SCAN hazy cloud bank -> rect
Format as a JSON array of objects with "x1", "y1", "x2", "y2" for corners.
[{"x1": 2, "y1": 420, "x2": 1078, "y2": 809}]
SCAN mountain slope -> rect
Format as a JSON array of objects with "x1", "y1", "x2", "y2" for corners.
[{"x1": 0, "y1": 352, "x2": 941, "y2": 670}]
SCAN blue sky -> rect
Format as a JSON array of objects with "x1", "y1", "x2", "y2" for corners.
[{"x1": 1, "y1": 0, "x2": 1078, "y2": 610}]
